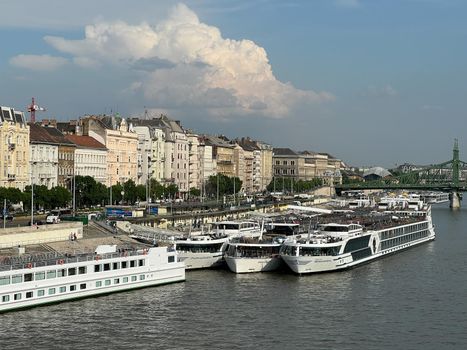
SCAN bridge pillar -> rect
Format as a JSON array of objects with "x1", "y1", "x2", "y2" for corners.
[{"x1": 450, "y1": 191, "x2": 461, "y2": 209}]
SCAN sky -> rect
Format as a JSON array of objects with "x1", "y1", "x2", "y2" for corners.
[{"x1": 1, "y1": 0, "x2": 466, "y2": 168}]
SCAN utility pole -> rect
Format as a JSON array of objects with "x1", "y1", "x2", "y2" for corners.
[
  {"x1": 31, "y1": 174, "x2": 34, "y2": 227},
  {"x1": 3, "y1": 198, "x2": 6, "y2": 229},
  {"x1": 72, "y1": 165, "x2": 76, "y2": 216}
]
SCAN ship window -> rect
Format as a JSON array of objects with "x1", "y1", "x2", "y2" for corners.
[
  {"x1": 57, "y1": 269, "x2": 66, "y2": 277},
  {"x1": 114, "y1": 278, "x2": 120, "y2": 284},
  {"x1": 14, "y1": 293, "x2": 21, "y2": 301},
  {"x1": 0, "y1": 276, "x2": 10, "y2": 285},
  {"x1": 35, "y1": 272, "x2": 45, "y2": 280},
  {"x1": 94, "y1": 265, "x2": 101, "y2": 272},
  {"x1": 78, "y1": 266, "x2": 86, "y2": 275},
  {"x1": 131, "y1": 276, "x2": 137, "y2": 282},
  {"x1": 59, "y1": 287, "x2": 66, "y2": 293},
  {"x1": 38, "y1": 290, "x2": 45, "y2": 297},
  {"x1": 113, "y1": 262, "x2": 119, "y2": 270},
  {"x1": 47, "y1": 270, "x2": 56, "y2": 279},
  {"x1": 70, "y1": 285, "x2": 76, "y2": 291},
  {"x1": 48, "y1": 288, "x2": 56, "y2": 295},
  {"x1": 123, "y1": 277, "x2": 129, "y2": 283},
  {"x1": 138, "y1": 259, "x2": 144, "y2": 267},
  {"x1": 168, "y1": 256, "x2": 175, "y2": 263},
  {"x1": 96, "y1": 281, "x2": 102, "y2": 287},
  {"x1": 103, "y1": 263, "x2": 111, "y2": 271},
  {"x1": 26, "y1": 291, "x2": 33, "y2": 299},
  {"x1": 139, "y1": 275, "x2": 145, "y2": 281},
  {"x1": 68, "y1": 268, "x2": 77, "y2": 276},
  {"x1": 130, "y1": 260, "x2": 136, "y2": 268},
  {"x1": 105, "y1": 280, "x2": 111, "y2": 286},
  {"x1": 12, "y1": 275, "x2": 22, "y2": 284},
  {"x1": 121, "y1": 261, "x2": 128, "y2": 269},
  {"x1": 80, "y1": 283, "x2": 86, "y2": 290},
  {"x1": 24, "y1": 273, "x2": 33, "y2": 282},
  {"x1": 2, "y1": 295, "x2": 10, "y2": 302}
]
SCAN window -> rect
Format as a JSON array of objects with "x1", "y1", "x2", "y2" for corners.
[
  {"x1": 47, "y1": 270, "x2": 56, "y2": 279},
  {"x1": 94, "y1": 265, "x2": 101, "y2": 273},
  {"x1": 2, "y1": 295, "x2": 10, "y2": 302},
  {"x1": 123, "y1": 277, "x2": 129, "y2": 283},
  {"x1": 96, "y1": 281, "x2": 102, "y2": 288},
  {"x1": 168, "y1": 256, "x2": 175, "y2": 263},
  {"x1": 105, "y1": 280, "x2": 111, "y2": 286},
  {"x1": 0, "y1": 276, "x2": 10, "y2": 285},
  {"x1": 121, "y1": 261, "x2": 128, "y2": 269},
  {"x1": 131, "y1": 276, "x2": 137, "y2": 282},
  {"x1": 24, "y1": 273, "x2": 33, "y2": 282},
  {"x1": 35, "y1": 272, "x2": 45, "y2": 280},
  {"x1": 70, "y1": 285, "x2": 76, "y2": 292},
  {"x1": 38, "y1": 290, "x2": 45, "y2": 297},
  {"x1": 138, "y1": 260, "x2": 144, "y2": 267},
  {"x1": 12, "y1": 275, "x2": 22, "y2": 284},
  {"x1": 78, "y1": 266, "x2": 86, "y2": 275},
  {"x1": 59, "y1": 287, "x2": 66, "y2": 293},
  {"x1": 48, "y1": 288, "x2": 56, "y2": 295},
  {"x1": 80, "y1": 283, "x2": 86, "y2": 290},
  {"x1": 68, "y1": 268, "x2": 76, "y2": 276},
  {"x1": 112, "y1": 262, "x2": 119, "y2": 270},
  {"x1": 139, "y1": 275, "x2": 145, "y2": 281},
  {"x1": 14, "y1": 293, "x2": 21, "y2": 301},
  {"x1": 57, "y1": 269, "x2": 66, "y2": 277},
  {"x1": 130, "y1": 260, "x2": 136, "y2": 268},
  {"x1": 26, "y1": 291, "x2": 33, "y2": 299},
  {"x1": 103, "y1": 263, "x2": 111, "y2": 271},
  {"x1": 114, "y1": 278, "x2": 120, "y2": 284}
]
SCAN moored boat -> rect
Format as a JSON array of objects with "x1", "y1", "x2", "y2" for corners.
[{"x1": 0, "y1": 244, "x2": 185, "y2": 313}]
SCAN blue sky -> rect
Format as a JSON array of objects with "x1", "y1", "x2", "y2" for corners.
[{"x1": 1, "y1": 0, "x2": 466, "y2": 167}]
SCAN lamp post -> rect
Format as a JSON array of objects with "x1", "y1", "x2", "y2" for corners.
[{"x1": 30, "y1": 173, "x2": 34, "y2": 227}]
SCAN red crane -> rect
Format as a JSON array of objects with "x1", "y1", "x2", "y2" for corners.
[{"x1": 27, "y1": 97, "x2": 46, "y2": 123}]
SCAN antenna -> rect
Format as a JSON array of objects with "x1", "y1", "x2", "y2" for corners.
[{"x1": 27, "y1": 97, "x2": 46, "y2": 123}]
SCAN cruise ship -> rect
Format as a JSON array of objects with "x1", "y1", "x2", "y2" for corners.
[
  {"x1": 175, "y1": 220, "x2": 264, "y2": 270},
  {"x1": 0, "y1": 245, "x2": 185, "y2": 313},
  {"x1": 280, "y1": 204, "x2": 435, "y2": 274}
]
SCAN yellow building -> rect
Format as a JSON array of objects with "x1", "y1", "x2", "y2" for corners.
[
  {"x1": 81, "y1": 116, "x2": 138, "y2": 186},
  {"x1": 0, "y1": 106, "x2": 30, "y2": 190}
]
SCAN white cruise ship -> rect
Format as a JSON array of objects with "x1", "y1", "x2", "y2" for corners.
[
  {"x1": 280, "y1": 206, "x2": 435, "y2": 274},
  {"x1": 175, "y1": 220, "x2": 264, "y2": 270},
  {"x1": 224, "y1": 237, "x2": 285, "y2": 274},
  {"x1": 0, "y1": 245, "x2": 185, "y2": 313}
]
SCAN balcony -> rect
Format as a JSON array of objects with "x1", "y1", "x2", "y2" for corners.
[
  {"x1": 7, "y1": 173, "x2": 15, "y2": 181},
  {"x1": 8, "y1": 143, "x2": 16, "y2": 151}
]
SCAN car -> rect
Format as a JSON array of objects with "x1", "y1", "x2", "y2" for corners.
[
  {"x1": 46, "y1": 215, "x2": 60, "y2": 224},
  {"x1": 0, "y1": 214, "x2": 13, "y2": 221}
]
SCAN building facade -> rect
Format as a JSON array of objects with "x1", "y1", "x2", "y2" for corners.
[
  {"x1": 0, "y1": 106, "x2": 30, "y2": 190},
  {"x1": 65, "y1": 135, "x2": 107, "y2": 184},
  {"x1": 29, "y1": 124, "x2": 59, "y2": 189}
]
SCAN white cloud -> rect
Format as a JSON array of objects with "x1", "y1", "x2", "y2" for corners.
[
  {"x1": 20, "y1": 3, "x2": 334, "y2": 118},
  {"x1": 9, "y1": 54, "x2": 68, "y2": 71},
  {"x1": 366, "y1": 84, "x2": 398, "y2": 97}
]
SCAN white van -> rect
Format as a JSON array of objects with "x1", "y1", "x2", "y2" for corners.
[{"x1": 46, "y1": 215, "x2": 60, "y2": 224}]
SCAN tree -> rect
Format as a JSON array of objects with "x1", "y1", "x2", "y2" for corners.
[
  {"x1": 50, "y1": 186, "x2": 72, "y2": 208},
  {"x1": 165, "y1": 184, "x2": 178, "y2": 198},
  {"x1": 123, "y1": 179, "x2": 137, "y2": 204},
  {"x1": 189, "y1": 187, "x2": 201, "y2": 197},
  {"x1": 135, "y1": 185, "x2": 147, "y2": 203},
  {"x1": 111, "y1": 183, "x2": 123, "y2": 205},
  {"x1": 149, "y1": 178, "x2": 165, "y2": 200}
]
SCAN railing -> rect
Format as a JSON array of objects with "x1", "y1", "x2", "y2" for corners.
[{"x1": 0, "y1": 247, "x2": 143, "y2": 272}]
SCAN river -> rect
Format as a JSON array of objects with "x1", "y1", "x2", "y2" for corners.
[{"x1": 1, "y1": 204, "x2": 466, "y2": 350}]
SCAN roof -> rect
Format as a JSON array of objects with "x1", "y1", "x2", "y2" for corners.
[
  {"x1": 42, "y1": 127, "x2": 75, "y2": 146},
  {"x1": 65, "y1": 134, "x2": 107, "y2": 150},
  {"x1": 363, "y1": 167, "x2": 392, "y2": 178},
  {"x1": 29, "y1": 124, "x2": 59, "y2": 144},
  {"x1": 273, "y1": 148, "x2": 298, "y2": 156},
  {"x1": 202, "y1": 135, "x2": 234, "y2": 148}
]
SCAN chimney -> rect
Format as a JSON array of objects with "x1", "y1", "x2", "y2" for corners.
[
  {"x1": 41, "y1": 119, "x2": 49, "y2": 126},
  {"x1": 50, "y1": 119, "x2": 57, "y2": 127}
]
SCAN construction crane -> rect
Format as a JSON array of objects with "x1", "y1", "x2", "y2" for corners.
[{"x1": 27, "y1": 97, "x2": 46, "y2": 123}]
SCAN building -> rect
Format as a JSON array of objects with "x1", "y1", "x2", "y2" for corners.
[
  {"x1": 65, "y1": 135, "x2": 107, "y2": 184},
  {"x1": 272, "y1": 148, "x2": 344, "y2": 187},
  {"x1": 29, "y1": 124, "x2": 59, "y2": 189},
  {"x1": 81, "y1": 116, "x2": 138, "y2": 186},
  {"x1": 203, "y1": 135, "x2": 235, "y2": 177},
  {"x1": 0, "y1": 106, "x2": 30, "y2": 190}
]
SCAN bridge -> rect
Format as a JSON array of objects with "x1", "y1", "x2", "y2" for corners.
[{"x1": 336, "y1": 140, "x2": 467, "y2": 208}]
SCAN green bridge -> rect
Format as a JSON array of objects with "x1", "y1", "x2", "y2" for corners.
[{"x1": 335, "y1": 140, "x2": 467, "y2": 208}]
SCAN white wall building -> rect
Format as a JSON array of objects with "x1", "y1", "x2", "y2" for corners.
[{"x1": 29, "y1": 124, "x2": 58, "y2": 189}]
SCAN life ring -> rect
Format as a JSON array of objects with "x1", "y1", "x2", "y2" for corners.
[
  {"x1": 58, "y1": 259, "x2": 64, "y2": 265},
  {"x1": 26, "y1": 263, "x2": 33, "y2": 269},
  {"x1": 95, "y1": 255, "x2": 100, "y2": 261}
]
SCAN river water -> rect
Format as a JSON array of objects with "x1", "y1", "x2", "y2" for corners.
[{"x1": 1, "y1": 205, "x2": 466, "y2": 350}]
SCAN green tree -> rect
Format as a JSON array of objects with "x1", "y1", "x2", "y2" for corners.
[
  {"x1": 123, "y1": 179, "x2": 137, "y2": 204},
  {"x1": 189, "y1": 187, "x2": 201, "y2": 197},
  {"x1": 135, "y1": 185, "x2": 147, "y2": 203},
  {"x1": 50, "y1": 186, "x2": 72, "y2": 208},
  {"x1": 111, "y1": 183, "x2": 123, "y2": 205}
]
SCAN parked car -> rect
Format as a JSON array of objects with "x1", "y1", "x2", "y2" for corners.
[{"x1": 0, "y1": 214, "x2": 13, "y2": 221}]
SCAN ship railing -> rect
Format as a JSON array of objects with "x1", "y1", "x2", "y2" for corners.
[{"x1": 0, "y1": 247, "x2": 144, "y2": 272}]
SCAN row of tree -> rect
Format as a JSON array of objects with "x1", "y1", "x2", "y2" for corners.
[{"x1": 266, "y1": 177, "x2": 323, "y2": 193}]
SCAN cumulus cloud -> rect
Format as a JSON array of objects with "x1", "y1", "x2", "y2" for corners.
[
  {"x1": 10, "y1": 54, "x2": 68, "y2": 71},
  {"x1": 35, "y1": 4, "x2": 334, "y2": 118}
]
